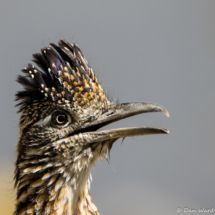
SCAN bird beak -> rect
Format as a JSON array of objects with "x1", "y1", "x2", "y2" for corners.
[
  {"x1": 78, "y1": 102, "x2": 169, "y2": 141},
  {"x1": 56, "y1": 102, "x2": 169, "y2": 147}
]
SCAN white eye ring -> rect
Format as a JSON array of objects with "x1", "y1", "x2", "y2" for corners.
[{"x1": 51, "y1": 110, "x2": 71, "y2": 127}]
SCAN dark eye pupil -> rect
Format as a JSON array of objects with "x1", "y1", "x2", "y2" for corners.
[
  {"x1": 51, "y1": 111, "x2": 69, "y2": 126},
  {"x1": 57, "y1": 115, "x2": 65, "y2": 123}
]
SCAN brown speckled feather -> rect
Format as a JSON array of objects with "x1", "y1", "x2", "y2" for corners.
[{"x1": 15, "y1": 40, "x2": 110, "y2": 215}]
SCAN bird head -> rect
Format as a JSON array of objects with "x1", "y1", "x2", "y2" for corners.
[{"x1": 14, "y1": 40, "x2": 169, "y2": 215}]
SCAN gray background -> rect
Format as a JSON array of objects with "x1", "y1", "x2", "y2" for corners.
[{"x1": 1, "y1": 1, "x2": 215, "y2": 214}]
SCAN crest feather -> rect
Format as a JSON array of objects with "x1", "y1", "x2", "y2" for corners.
[{"x1": 16, "y1": 40, "x2": 108, "y2": 113}]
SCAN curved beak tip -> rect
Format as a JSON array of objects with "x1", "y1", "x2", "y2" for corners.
[
  {"x1": 164, "y1": 110, "x2": 170, "y2": 118},
  {"x1": 166, "y1": 129, "x2": 170, "y2": 134}
]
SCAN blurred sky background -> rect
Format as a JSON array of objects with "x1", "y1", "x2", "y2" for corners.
[{"x1": 1, "y1": 1, "x2": 215, "y2": 215}]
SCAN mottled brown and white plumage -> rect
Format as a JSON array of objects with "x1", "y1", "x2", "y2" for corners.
[{"x1": 14, "y1": 39, "x2": 169, "y2": 215}]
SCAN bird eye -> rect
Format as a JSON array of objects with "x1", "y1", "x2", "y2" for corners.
[{"x1": 51, "y1": 111, "x2": 71, "y2": 127}]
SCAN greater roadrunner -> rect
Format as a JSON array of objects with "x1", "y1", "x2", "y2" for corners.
[{"x1": 14, "y1": 40, "x2": 169, "y2": 215}]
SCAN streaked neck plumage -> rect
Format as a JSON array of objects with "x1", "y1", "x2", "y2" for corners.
[{"x1": 15, "y1": 133, "x2": 111, "y2": 215}]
